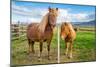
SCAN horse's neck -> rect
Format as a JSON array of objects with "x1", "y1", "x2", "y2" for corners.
[
  {"x1": 41, "y1": 13, "x2": 52, "y2": 31},
  {"x1": 38, "y1": 13, "x2": 49, "y2": 33},
  {"x1": 45, "y1": 23, "x2": 52, "y2": 31},
  {"x1": 40, "y1": 14, "x2": 48, "y2": 24}
]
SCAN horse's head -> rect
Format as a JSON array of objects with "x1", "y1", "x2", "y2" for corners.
[
  {"x1": 60, "y1": 22, "x2": 70, "y2": 40},
  {"x1": 48, "y1": 7, "x2": 58, "y2": 29}
]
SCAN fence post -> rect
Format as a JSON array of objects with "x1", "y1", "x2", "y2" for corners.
[
  {"x1": 18, "y1": 21, "x2": 20, "y2": 40},
  {"x1": 12, "y1": 21, "x2": 27, "y2": 40}
]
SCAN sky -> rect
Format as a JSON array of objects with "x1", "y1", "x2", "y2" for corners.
[{"x1": 11, "y1": 0, "x2": 96, "y2": 24}]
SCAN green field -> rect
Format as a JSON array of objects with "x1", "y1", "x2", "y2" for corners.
[
  {"x1": 60, "y1": 30, "x2": 96, "y2": 63},
  {"x1": 11, "y1": 28, "x2": 58, "y2": 65},
  {"x1": 11, "y1": 27, "x2": 96, "y2": 65}
]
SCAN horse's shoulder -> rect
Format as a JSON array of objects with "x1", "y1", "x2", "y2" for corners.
[{"x1": 28, "y1": 23, "x2": 38, "y2": 27}]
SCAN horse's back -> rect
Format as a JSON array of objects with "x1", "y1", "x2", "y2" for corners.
[{"x1": 27, "y1": 23, "x2": 39, "y2": 29}]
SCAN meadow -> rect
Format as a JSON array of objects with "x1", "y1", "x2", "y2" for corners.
[
  {"x1": 60, "y1": 27, "x2": 96, "y2": 63},
  {"x1": 11, "y1": 27, "x2": 58, "y2": 65},
  {"x1": 11, "y1": 26, "x2": 96, "y2": 66}
]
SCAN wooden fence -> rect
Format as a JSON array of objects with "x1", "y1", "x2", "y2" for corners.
[
  {"x1": 11, "y1": 22, "x2": 95, "y2": 41},
  {"x1": 11, "y1": 22, "x2": 28, "y2": 40}
]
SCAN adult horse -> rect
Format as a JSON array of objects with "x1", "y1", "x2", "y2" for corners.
[
  {"x1": 27, "y1": 7, "x2": 58, "y2": 60},
  {"x1": 60, "y1": 22, "x2": 76, "y2": 58}
]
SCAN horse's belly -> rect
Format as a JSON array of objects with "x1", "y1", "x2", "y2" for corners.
[
  {"x1": 27, "y1": 30, "x2": 53, "y2": 42},
  {"x1": 27, "y1": 22, "x2": 53, "y2": 41},
  {"x1": 27, "y1": 28, "x2": 40, "y2": 40}
]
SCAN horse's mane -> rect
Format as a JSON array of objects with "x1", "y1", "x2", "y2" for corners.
[
  {"x1": 63, "y1": 22, "x2": 75, "y2": 34},
  {"x1": 38, "y1": 13, "x2": 49, "y2": 33},
  {"x1": 66, "y1": 22, "x2": 75, "y2": 35},
  {"x1": 27, "y1": 13, "x2": 49, "y2": 34}
]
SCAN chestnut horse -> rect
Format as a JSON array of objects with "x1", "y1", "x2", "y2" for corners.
[
  {"x1": 60, "y1": 22, "x2": 76, "y2": 58},
  {"x1": 27, "y1": 7, "x2": 58, "y2": 60}
]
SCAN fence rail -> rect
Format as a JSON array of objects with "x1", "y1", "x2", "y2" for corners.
[
  {"x1": 11, "y1": 22, "x2": 95, "y2": 41},
  {"x1": 11, "y1": 22, "x2": 28, "y2": 40}
]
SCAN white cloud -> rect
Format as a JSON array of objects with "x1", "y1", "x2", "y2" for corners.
[
  {"x1": 12, "y1": 2, "x2": 49, "y2": 23},
  {"x1": 12, "y1": 2, "x2": 95, "y2": 23},
  {"x1": 28, "y1": 18, "x2": 41, "y2": 23},
  {"x1": 69, "y1": 13, "x2": 88, "y2": 22},
  {"x1": 57, "y1": 9, "x2": 70, "y2": 23},
  {"x1": 74, "y1": 13, "x2": 87, "y2": 20},
  {"x1": 12, "y1": 2, "x2": 48, "y2": 18},
  {"x1": 57, "y1": 9, "x2": 95, "y2": 23},
  {"x1": 72, "y1": 13, "x2": 95, "y2": 22}
]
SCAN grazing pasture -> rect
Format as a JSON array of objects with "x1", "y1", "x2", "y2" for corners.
[
  {"x1": 11, "y1": 26, "x2": 58, "y2": 65},
  {"x1": 60, "y1": 26, "x2": 96, "y2": 63},
  {"x1": 11, "y1": 24, "x2": 96, "y2": 65}
]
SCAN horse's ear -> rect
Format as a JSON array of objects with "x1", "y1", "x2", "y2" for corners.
[
  {"x1": 56, "y1": 8, "x2": 58, "y2": 11},
  {"x1": 48, "y1": 7, "x2": 51, "y2": 12}
]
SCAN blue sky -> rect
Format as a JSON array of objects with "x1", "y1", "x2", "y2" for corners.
[{"x1": 12, "y1": 0, "x2": 96, "y2": 23}]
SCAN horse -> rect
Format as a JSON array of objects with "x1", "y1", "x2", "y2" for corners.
[
  {"x1": 27, "y1": 7, "x2": 58, "y2": 60},
  {"x1": 60, "y1": 22, "x2": 76, "y2": 58}
]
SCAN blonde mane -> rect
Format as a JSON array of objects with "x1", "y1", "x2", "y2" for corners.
[
  {"x1": 67, "y1": 23, "x2": 75, "y2": 33},
  {"x1": 38, "y1": 13, "x2": 49, "y2": 33}
]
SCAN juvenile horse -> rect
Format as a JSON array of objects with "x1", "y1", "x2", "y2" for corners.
[
  {"x1": 27, "y1": 7, "x2": 58, "y2": 60},
  {"x1": 60, "y1": 22, "x2": 76, "y2": 58}
]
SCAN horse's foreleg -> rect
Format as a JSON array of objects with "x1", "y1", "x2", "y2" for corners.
[
  {"x1": 65, "y1": 42, "x2": 69, "y2": 56},
  {"x1": 28, "y1": 39, "x2": 32, "y2": 53},
  {"x1": 28, "y1": 39, "x2": 35, "y2": 54},
  {"x1": 47, "y1": 41, "x2": 51, "y2": 60},
  {"x1": 39, "y1": 42, "x2": 43, "y2": 60},
  {"x1": 47, "y1": 44, "x2": 50, "y2": 60},
  {"x1": 32, "y1": 41, "x2": 35, "y2": 53},
  {"x1": 69, "y1": 41, "x2": 73, "y2": 58}
]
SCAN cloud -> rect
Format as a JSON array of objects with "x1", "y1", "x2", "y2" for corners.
[
  {"x1": 12, "y1": 2, "x2": 49, "y2": 23},
  {"x1": 27, "y1": 18, "x2": 41, "y2": 23},
  {"x1": 57, "y1": 8, "x2": 95, "y2": 23},
  {"x1": 57, "y1": 9, "x2": 70, "y2": 23},
  {"x1": 12, "y1": 2, "x2": 95, "y2": 23},
  {"x1": 12, "y1": 2, "x2": 48, "y2": 18}
]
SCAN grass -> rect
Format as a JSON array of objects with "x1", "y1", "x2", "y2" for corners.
[
  {"x1": 11, "y1": 27, "x2": 96, "y2": 65},
  {"x1": 11, "y1": 28, "x2": 58, "y2": 66},
  {"x1": 60, "y1": 31, "x2": 96, "y2": 63}
]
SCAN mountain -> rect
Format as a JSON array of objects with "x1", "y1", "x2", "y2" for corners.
[{"x1": 72, "y1": 20, "x2": 96, "y2": 26}]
